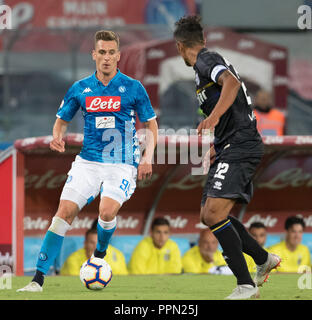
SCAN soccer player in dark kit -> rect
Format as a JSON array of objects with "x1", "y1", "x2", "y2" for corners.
[{"x1": 173, "y1": 16, "x2": 281, "y2": 299}]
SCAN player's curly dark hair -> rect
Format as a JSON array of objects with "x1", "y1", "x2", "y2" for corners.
[{"x1": 173, "y1": 15, "x2": 204, "y2": 48}]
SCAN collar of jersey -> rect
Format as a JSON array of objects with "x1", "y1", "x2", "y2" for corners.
[
  {"x1": 92, "y1": 69, "x2": 121, "y2": 87},
  {"x1": 193, "y1": 47, "x2": 208, "y2": 70}
]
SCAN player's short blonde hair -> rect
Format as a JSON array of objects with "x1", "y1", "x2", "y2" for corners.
[{"x1": 94, "y1": 30, "x2": 120, "y2": 50}]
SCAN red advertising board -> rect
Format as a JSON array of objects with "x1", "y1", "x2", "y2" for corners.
[
  {"x1": 0, "y1": 148, "x2": 24, "y2": 275},
  {"x1": 4, "y1": 0, "x2": 196, "y2": 29},
  {"x1": 13, "y1": 134, "x2": 312, "y2": 240},
  {"x1": 0, "y1": 155, "x2": 13, "y2": 270}
]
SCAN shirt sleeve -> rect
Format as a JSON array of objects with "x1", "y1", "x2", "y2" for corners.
[
  {"x1": 134, "y1": 81, "x2": 156, "y2": 123},
  {"x1": 56, "y1": 82, "x2": 80, "y2": 122},
  {"x1": 182, "y1": 250, "x2": 198, "y2": 273},
  {"x1": 196, "y1": 52, "x2": 228, "y2": 84},
  {"x1": 128, "y1": 239, "x2": 151, "y2": 275},
  {"x1": 105, "y1": 246, "x2": 129, "y2": 275},
  {"x1": 302, "y1": 246, "x2": 311, "y2": 267},
  {"x1": 166, "y1": 242, "x2": 182, "y2": 274},
  {"x1": 60, "y1": 251, "x2": 83, "y2": 276}
]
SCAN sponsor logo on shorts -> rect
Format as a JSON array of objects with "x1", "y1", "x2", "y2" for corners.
[
  {"x1": 86, "y1": 96, "x2": 121, "y2": 112},
  {"x1": 213, "y1": 180, "x2": 222, "y2": 190}
]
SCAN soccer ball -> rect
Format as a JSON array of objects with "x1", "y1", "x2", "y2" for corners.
[{"x1": 80, "y1": 257, "x2": 112, "y2": 290}]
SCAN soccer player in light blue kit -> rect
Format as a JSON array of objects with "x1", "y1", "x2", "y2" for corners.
[{"x1": 18, "y1": 30, "x2": 158, "y2": 292}]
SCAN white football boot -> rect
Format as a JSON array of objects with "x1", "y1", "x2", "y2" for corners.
[
  {"x1": 254, "y1": 253, "x2": 281, "y2": 287},
  {"x1": 16, "y1": 281, "x2": 43, "y2": 293},
  {"x1": 225, "y1": 284, "x2": 260, "y2": 300}
]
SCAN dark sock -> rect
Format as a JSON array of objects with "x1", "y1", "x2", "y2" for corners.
[
  {"x1": 210, "y1": 218, "x2": 255, "y2": 286},
  {"x1": 229, "y1": 216, "x2": 268, "y2": 265},
  {"x1": 32, "y1": 270, "x2": 44, "y2": 287},
  {"x1": 93, "y1": 249, "x2": 107, "y2": 259}
]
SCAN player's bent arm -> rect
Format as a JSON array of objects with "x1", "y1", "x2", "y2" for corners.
[
  {"x1": 50, "y1": 117, "x2": 69, "y2": 153},
  {"x1": 212, "y1": 70, "x2": 241, "y2": 119},
  {"x1": 197, "y1": 70, "x2": 241, "y2": 134},
  {"x1": 141, "y1": 118, "x2": 158, "y2": 163},
  {"x1": 138, "y1": 118, "x2": 158, "y2": 180}
]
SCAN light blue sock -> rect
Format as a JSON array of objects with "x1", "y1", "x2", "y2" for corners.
[
  {"x1": 96, "y1": 220, "x2": 116, "y2": 253},
  {"x1": 36, "y1": 230, "x2": 64, "y2": 274}
]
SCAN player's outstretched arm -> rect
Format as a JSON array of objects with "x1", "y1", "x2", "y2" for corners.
[
  {"x1": 50, "y1": 118, "x2": 69, "y2": 153},
  {"x1": 138, "y1": 118, "x2": 158, "y2": 181},
  {"x1": 197, "y1": 70, "x2": 241, "y2": 135}
]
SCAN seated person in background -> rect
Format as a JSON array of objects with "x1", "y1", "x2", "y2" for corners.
[
  {"x1": 244, "y1": 222, "x2": 268, "y2": 273},
  {"x1": 268, "y1": 216, "x2": 311, "y2": 272},
  {"x1": 60, "y1": 228, "x2": 128, "y2": 275},
  {"x1": 182, "y1": 228, "x2": 226, "y2": 274},
  {"x1": 253, "y1": 89, "x2": 285, "y2": 136},
  {"x1": 128, "y1": 217, "x2": 182, "y2": 274}
]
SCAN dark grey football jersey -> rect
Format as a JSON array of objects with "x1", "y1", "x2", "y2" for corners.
[{"x1": 193, "y1": 48, "x2": 263, "y2": 159}]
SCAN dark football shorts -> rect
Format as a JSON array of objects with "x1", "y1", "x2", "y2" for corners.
[{"x1": 201, "y1": 157, "x2": 262, "y2": 207}]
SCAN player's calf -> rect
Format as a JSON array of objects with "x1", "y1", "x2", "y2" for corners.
[
  {"x1": 202, "y1": 198, "x2": 256, "y2": 288},
  {"x1": 17, "y1": 215, "x2": 72, "y2": 292}
]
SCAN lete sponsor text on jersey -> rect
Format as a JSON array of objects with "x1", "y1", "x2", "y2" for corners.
[{"x1": 86, "y1": 96, "x2": 121, "y2": 112}]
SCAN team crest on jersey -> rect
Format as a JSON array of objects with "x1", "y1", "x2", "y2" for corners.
[{"x1": 118, "y1": 86, "x2": 126, "y2": 93}]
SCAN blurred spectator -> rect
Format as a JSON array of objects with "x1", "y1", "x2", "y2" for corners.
[
  {"x1": 268, "y1": 216, "x2": 311, "y2": 272},
  {"x1": 60, "y1": 228, "x2": 128, "y2": 276},
  {"x1": 128, "y1": 217, "x2": 182, "y2": 274},
  {"x1": 253, "y1": 89, "x2": 285, "y2": 136},
  {"x1": 244, "y1": 222, "x2": 267, "y2": 273},
  {"x1": 182, "y1": 228, "x2": 226, "y2": 273}
]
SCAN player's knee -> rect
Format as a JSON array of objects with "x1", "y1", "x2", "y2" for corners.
[
  {"x1": 202, "y1": 201, "x2": 221, "y2": 227},
  {"x1": 55, "y1": 200, "x2": 79, "y2": 225},
  {"x1": 98, "y1": 208, "x2": 116, "y2": 222},
  {"x1": 99, "y1": 197, "x2": 121, "y2": 222}
]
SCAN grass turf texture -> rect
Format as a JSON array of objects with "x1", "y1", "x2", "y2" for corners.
[{"x1": 1, "y1": 274, "x2": 311, "y2": 300}]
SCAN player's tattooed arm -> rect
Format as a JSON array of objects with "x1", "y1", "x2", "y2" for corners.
[
  {"x1": 217, "y1": 69, "x2": 240, "y2": 87},
  {"x1": 197, "y1": 70, "x2": 241, "y2": 135}
]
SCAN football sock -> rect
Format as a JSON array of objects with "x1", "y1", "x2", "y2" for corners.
[
  {"x1": 33, "y1": 217, "x2": 71, "y2": 286},
  {"x1": 210, "y1": 218, "x2": 255, "y2": 286},
  {"x1": 32, "y1": 270, "x2": 44, "y2": 287},
  {"x1": 228, "y1": 216, "x2": 268, "y2": 265},
  {"x1": 94, "y1": 217, "x2": 117, "y2": 258}
]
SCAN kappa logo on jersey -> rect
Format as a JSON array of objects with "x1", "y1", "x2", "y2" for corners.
[
  {"x1": 82, "y1": 87, "x2": 93, "y2": 94},
  {"x1": 86, "y1": 96, "x2": 121, "y2": 112}
]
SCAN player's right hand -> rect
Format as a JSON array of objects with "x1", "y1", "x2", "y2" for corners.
[{"x1": 50, "y1": 137, "x2": 65, "y2": 153}]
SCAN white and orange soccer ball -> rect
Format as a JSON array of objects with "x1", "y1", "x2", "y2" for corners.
[{"x1": 80, "y1": 257, "x2": 112, "y2": 290}]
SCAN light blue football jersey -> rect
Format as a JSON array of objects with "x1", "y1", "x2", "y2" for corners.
[{"x1": 56, "y1": 70, "x2": 156, "y2": 168}]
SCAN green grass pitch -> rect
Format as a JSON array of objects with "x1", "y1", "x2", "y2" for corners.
[{"x1": 1, "y1": 273, "x2": 311, "y2": 300}]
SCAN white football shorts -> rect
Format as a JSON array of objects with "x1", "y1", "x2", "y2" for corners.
[{"x1": 60, "y1": 155, "x2": 137, "y2": 210}]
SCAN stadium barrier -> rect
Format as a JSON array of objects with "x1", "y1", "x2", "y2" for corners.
[{"x1": 1, "y1": 134, "x2": 312, "y2": 274}]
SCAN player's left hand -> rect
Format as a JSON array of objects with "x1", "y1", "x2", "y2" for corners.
[
  {"x1": 138, "y1": 160, "x2": 152, "y2": 180},
  {"x1": 197, "y1": 115, "x2": 219, "y2": 136}
]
